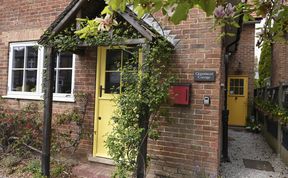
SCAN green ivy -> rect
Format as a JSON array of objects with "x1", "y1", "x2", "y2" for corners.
[
  {"x1": 258, "y1": 41, "x2": 271, "y2": 87},
  {"x1": 254, "y1": 97, "x2": 288, "y2": 125},
  {"x1": 105, "y1": 38, "x2": 173, "y2": 177},
  {"x1": 42, "y1": 13, "x2": 174, "y2": 177}
]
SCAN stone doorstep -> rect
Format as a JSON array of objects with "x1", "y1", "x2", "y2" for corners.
[
  {"x1": 72, "y1": 162, "x2": 115, "y2": 178},
  {"x1": 88, "y1": 155, "x2": 115, "y2": 166},
  {"x1": 72, "y1": 155, "x2": 115, "y2": 178}
]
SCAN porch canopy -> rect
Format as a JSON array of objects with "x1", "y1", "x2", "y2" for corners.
[{"x1": 38, "y1": 0, "x2": 180, "y2": 47}]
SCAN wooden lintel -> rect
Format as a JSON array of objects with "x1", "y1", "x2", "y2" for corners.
[
  {"x1": 118, "y1": 12, "x2": 153, "y2": 41},
  {"x1": 78, "y1": 38, "x2": 147, "y2": 47}
]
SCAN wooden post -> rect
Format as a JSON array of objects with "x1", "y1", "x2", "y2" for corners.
[
  {"x1": 41, "y1": 47, "x2": 55, "y2": 177},
  {"x1": 137, "y1": 105, "x2": 149, "y2": 178},
  {"x1": 137, "y1": 43, "x2": 149, "y2": 178}
]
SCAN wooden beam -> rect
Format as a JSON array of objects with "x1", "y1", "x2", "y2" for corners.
[
  {"x1": 118, "y1": 12, "x2": 153, "y2": 41},
  {"x1": 76, "y1": 9, "x2": 82, "y2": 30},
  {"x1": 78, "y1": 38, "x2": 147, "y2": 47},
  {"x1": 53, "y1": 0, "x2": 86, "y2": 34},
  {"x1": 41, "y1": 47, "x2": 56, "y2": 177}
]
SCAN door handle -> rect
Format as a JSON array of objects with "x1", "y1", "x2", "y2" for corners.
[
  {"x1": 235, "y1": 97, "x2": 238, "y2": 100},
  {"x1": 100, "y1": 85, "x2": 105, "y2": 97}
]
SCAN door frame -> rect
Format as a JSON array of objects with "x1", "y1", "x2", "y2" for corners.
[
  {"x1": 92, "y1": 46, "x2": 143, "y2": 157},
  {"x1": 93, "y1": 46, "x2": 103, "y2": 157}
]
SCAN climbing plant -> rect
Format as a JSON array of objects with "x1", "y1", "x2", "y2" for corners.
[
  {"x1": 105, "y1": 39, "x2": 173, "y2": 177},
  {"x1": 254, "y1": 97, "x2": 288, "y2": 125},
  {"x1": 258, "y1": 41, "x2": 272, "y2": 87}
]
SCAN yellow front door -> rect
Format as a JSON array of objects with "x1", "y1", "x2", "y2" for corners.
[
  {"x1": 227, "y1": 76, "x2": 248, "y2": 126},
  {"x1": 93, "y1": 47, "x2": 140, "y2": 158}
]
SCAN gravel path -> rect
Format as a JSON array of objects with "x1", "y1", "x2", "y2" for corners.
[{"x1": 220, "y1": 128, "x2": 288, "y2": 178}]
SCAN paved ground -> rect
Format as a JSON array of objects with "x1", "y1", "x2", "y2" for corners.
[
  {"x1": 2, "y1": 128, "x2": 288, "y2": 178},
  {"x1": 220, "y1": 128, "x2": 288, "y2": 178},
  {"x1": 72, "y1": 162, "x2": 114, "y2": 178}
]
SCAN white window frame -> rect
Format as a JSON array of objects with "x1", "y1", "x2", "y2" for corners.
[
  {"x1": 46, "y1": 53, "x2": 76, "y2": 101},
  {"x1": 4, "y1": 41, "x2": 75, "y2": 102}
]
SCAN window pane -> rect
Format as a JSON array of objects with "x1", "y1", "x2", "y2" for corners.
[
  {"x1": 13, "y1": 47, "x2": 24, "y2": 68},
  {"x1": 239, "y1": 87, "x2": 244, "y2": 95},
  {"x1": 123, "y1": 49, "x2": 138, "y2": 70},
  {"x1": 24, "y1": 70, "x2": 37, "y2": 92},
  {"x1": 234, "y1": 87, "x2": 239, "y2": 95},
  {"x1": 59, "y1": 53, "x2": 73, "y2": 68},
  {"x1": 235, "y1": 79, "x2": 239, "y2": 87},
  {"x1": 57, "y1": 70, "x2": 72, "y2": 93},
  {"x1": 106, "y1": 49, "x2": 121, "y2": 71},
  {"x1": 240, "y1": 79, "x2": 244, "y2": 87},
  {"x1": 230, "y1": 87, "x2": 234, "y2": 95},
  {"x1": 105, "y1": 72, "x2": 120, "y2": 93},
  {"x1": 26, "y1": 46, "x2": 38, "y2": 68},
  {"x1": 12, "y1": 70, "x2": 23, "y2": 91}
]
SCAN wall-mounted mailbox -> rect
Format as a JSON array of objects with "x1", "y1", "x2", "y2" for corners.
[{"x1": 169, "y1": 84, "x2": 191, "y2": 105}]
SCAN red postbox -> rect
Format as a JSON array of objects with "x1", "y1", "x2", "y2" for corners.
[{"x1": 169, "y1": 84, "x2": 191, "y2": 105}]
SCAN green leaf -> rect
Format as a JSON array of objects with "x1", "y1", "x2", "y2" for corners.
[
  {"x1": 196, "y1": 0, "x2": 216, "y2": 16},
  {"x1": 101, "y1": 6, "x2": 113, "y2": 15},
  {"x1": 107, "y1": 0, "x2": 127, "y2": 12},
  {"x1": 226, "y1": 32, "x2": 235, "y2": 37},
  {"x1": 134, "y1": 5, "x2": 146, "y2": 18},
  {"x1": 170, "y1": 2, "x2": 191, "y2": 24},
  {"x1": 230, "y1": 21, "x2": 240, "y2": 28}
]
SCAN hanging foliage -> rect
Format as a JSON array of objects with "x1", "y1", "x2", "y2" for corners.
[{"x1": 258, "y1": 41, "x2": 272, "y2": 87}]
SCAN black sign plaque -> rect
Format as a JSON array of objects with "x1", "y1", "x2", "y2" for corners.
[{"x1": 194, "y1": 71, "x2": 216, "y2": 82}]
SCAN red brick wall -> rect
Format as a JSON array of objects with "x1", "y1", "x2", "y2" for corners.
[
  {"x1": 148, "y1": 9, "x2": 223, "y2": 177},
  {"x1": 228, "y1": 23, "x2": 255, "y2": 100},
  {"x1": 271, "y1": 42, "x2": 288, "y2": 87}
]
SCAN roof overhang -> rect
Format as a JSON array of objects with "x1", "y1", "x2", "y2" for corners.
[{"x1": 39, "y1": 0, "x2": 180, "y2": 47}]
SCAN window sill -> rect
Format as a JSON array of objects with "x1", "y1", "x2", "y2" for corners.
[{"x1": 2, "y1": 94, "x2": 75, "y2": 103}]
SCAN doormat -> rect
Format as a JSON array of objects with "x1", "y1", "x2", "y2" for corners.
[
  {"x1": 243, "y1": 159, "x2": 274, "y2": 172},
  {"x1": 228, "y1": 136, "x2": 235, "y2": 141}
]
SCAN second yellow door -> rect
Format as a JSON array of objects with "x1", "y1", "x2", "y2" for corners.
[{"x1": 227, "y1": 76, "x2": 248, "y2": 126}]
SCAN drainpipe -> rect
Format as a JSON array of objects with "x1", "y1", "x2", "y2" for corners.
[
  {"x1": 222, "y1": 6, "x2": 244, "y2": 162},
  {"x1": 222, "y1": 53, "x2": 231, "y2": 162}
]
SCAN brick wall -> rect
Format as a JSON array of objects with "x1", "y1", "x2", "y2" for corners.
[
  {"x1": 271, "y1": 42, "x2": 288, "y2": 87},
  {"x1": 148, "y1": 9, "x2": 223, "y2": 177},
  {"x1": 228, "y1": 23, "x2": 255, "y2": 99}
]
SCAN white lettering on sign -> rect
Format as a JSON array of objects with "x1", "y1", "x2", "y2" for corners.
[{"x1": 194, "y1": 71, "x2": 216, "y2": 82}]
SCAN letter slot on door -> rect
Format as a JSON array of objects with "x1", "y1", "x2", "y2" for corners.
[{"x1": 169, "y1": 84, "x2": 191, "y2": 105}]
